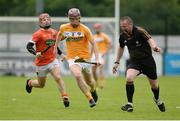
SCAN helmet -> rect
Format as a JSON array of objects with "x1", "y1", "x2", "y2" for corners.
[
  {"x1": 39, "y1": 13, "x2": 51, "y2": 29},
  {"x1": 68, "y1": 8, "x2": 81, "y2": 18},
  {"x1": 68, "y1": 8, "x2": 81, "y2": 27},
  {"x1": 93, "y1": 23, "x2": 102, "y2": 30}
]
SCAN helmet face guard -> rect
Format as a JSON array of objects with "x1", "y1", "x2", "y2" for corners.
[
  {"x1": 39, "y1": 13, "x2": 52, "y2": 29},
  {"x1": 68, "y1": 8, "x2": 81, "y2": 27}
]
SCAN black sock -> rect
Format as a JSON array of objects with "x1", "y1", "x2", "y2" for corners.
[
  {"x1": 151, "y1": 87, "x2": 159, "y2": 100},
  {"x1": 126, "y1": 84, "x2": 134, "y2": 103}
]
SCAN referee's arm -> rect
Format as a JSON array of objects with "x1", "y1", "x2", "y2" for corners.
[
  {"x1": 148, "y1": 38, "x2": 161, "y2": 52},
  {"x1": 115, "y1": 47, "x2": 124, "y2": 63}
]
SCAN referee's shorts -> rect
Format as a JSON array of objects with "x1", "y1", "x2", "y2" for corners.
[{"x1": 127, "y1": 56, "x2": 157, "y2": 80}]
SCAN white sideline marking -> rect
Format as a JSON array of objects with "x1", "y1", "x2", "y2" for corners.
[{"x1": 176, "y1": 106, "x2": 180, "y2": 108}]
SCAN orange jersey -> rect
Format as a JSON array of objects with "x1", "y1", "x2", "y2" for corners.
[
  {"x1": 59, "y1": 23, "x2": 93, "y2": 59},
  {"x1": 32, "y1": 28, "x2": 57, "y2": 66},
  {"x1": 93, "y1": 32, "x2": 111, "y2": 54}
]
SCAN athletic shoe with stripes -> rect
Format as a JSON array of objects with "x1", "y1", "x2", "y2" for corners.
[
  {"x1": 89, "y1": 99, "x2": 96, "y2": 108},
  {"x1": 153, "y1": 98, "x2": 165, "y2": 112},
  {"x1": 121, "y1": 103, "x2": 133, "y2": 112}
]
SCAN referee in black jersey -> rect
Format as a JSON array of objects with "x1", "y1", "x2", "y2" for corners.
[{"x1": 113, "y1": 16, "x2": 165, "y2": 112}]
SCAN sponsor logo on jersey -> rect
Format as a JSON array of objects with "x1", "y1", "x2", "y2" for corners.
[{"x1": 64, "y1": 31, "x2": 84, "y2": 42}]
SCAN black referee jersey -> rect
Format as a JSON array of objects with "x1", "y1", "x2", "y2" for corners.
[{"x1": 119, "y1": 26, "x2": 153, "y2": 60}]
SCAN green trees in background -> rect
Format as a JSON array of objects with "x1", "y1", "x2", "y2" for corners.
[
  {"x1": 0, "y1": 0, "x2": 35, "y2": 16},
  {"x1": 44, "y1": 0, "x2": 114, "y2": 17},
  {"x1": 121, "y1": 0, "x2": 180, "y2": 34},
  {"x1": 0, "y1": 0, "x2": 180, "y2": 34},
  {"x1": 0, "y1": 0, "x2": 114, "y2": 17}
]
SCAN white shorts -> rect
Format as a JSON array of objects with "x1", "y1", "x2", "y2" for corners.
[
  {"x1": 67, "y1": 59, "x2": 91, "y2": 72},
  {"x1": 91, "y1": 53, "x2": 104, "y2": 66},
  {"x1": 36, "y1": 59, "x2": 60, "y2": 77}
]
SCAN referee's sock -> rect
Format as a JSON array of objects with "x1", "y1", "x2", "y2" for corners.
[
  {"x1": 126, "y1": 84, "x2": 134, "y2": 103},
  {"x1": 151, "y1": 87, "x2": 159, "y2": 100}
]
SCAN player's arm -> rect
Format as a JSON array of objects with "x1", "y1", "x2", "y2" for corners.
[
  {"x1": 113, "y1": 47, "x2": 124, "y2": 74},
  {"x1": 89, "y1": 40, "x2": 94, "y2": 56},
  {"x1": 148, "y1": 38, "x2": 161, "y2": 52},
  {"x1": 115, "y1": 47, "x2": 124, "y2": 64},
  {"x1": 86, "y1": 27, "x2": 100, "y2": 64},
  {"x1": 55, "y1": 31, "x2": 66, "y2": 52},
  {"x1": 55, "y1": 31, "x2": 62, "y2": 50},
  {"x1": 57, "y1": 46, "x2": 62, "y2": 55},
  {"x1": 26, "y1": 41, "x2": 36, "y2": 55},
  {"x1": 103, "y1": 36, "x2": 112, "y2": 56},
  {"x1": 55, "y1": 30, "x2": 67, "y2": 61},
  {"x1": 26, "y1": 41, "x2": 42, "y2": 58},
  {"x1": 90, "y1": 40, "x2": 100, "y2": 65},
  {"x1": 57, "y1": 46, "x2": 67, "y2": 61},
  {"x1": 138, "y1": 27, "x2": 161, "y2": 53},
  {"x1": 107, "y1": 41, "x2": 113, "y2": 51}
]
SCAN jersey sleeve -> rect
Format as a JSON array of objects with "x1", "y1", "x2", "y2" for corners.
[
  {"x1": 138, "y1": 27, "x2": 151, "y2": 41},
  {"x1": 32, "y1": 31, "x2": 40, "y2": 43},
  {"x1": 58, "y1": 24, "x2": 66, "y2": 40},
  {"x1": 59, "y1": 25, "x2": 63, "y2": 33},
  {"x1": 53, "y1": 29, "x2": 58, "y2": 35},
  {"x1": 119, "y1": 34, "x2": 125, "y2": 48},
  {"x1": 85, "y1": 26, "x2": 93, "y2": 42}
]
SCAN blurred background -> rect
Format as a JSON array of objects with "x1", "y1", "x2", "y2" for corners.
[{"x1": 0, "y1": 0, "x2": 180, "y2": 76}]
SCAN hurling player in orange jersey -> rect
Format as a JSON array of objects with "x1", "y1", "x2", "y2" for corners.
[
  {"x1": 91, "y1": 23, "x2": 112, "y2": 89},
  {"x1": 55, "y1": 8, "x2": 100, "y2": 108},
  {"x1": 26, "y1": 13, "x2": 69, "y2": 107}
]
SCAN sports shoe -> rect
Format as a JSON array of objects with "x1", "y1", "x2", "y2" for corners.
[
  {"x1": 121, "y1": 103, "x2": 133, "y2": 112},
  {"x1": 91, "y1": 90, "x2": 98, "y2": 103},
  {"x1": 26, "y1": 79, "x2": 32, "y2": 93},
  {"x1": 89, "y1": 99, "x2": 96, "y2": 108},
  {"x1": 153, "y1": 98, "x2": 165, "y2": 112},
  {"x1": 63, "y1": 96, "x2": 70, "y2": 107}
]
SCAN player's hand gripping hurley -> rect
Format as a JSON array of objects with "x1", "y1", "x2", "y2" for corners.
[
  {"x1": 41, "y1": 40, "x2": 55, "y2": 54},
  {"x1": 36, "y1": 40, "x2": 55, "y2": 58}
]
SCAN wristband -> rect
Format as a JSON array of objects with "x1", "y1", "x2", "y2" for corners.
[
  {"x1": 57, "y1": 47, "x2": 62, "y2": 55},
  {"x1": 114, "y1": 61, "x2": 120, "y2": 64}
]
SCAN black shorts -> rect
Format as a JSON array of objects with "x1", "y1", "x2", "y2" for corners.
[{"x1": 127, "y1": 56, "x2": 157, "y2": 80}]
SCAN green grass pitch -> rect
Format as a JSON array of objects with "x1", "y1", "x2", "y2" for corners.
[{"x1": 0, "y1": 75, "x2": 180, "y2": 120}]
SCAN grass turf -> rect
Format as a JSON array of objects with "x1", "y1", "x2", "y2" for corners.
[{"x1": 0, "y1": 75, "x2": 180, "y2": 120}]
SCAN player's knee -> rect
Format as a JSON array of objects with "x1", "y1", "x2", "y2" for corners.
[
  {"x1": 74, "y1": 73, "x2": 82, "y2": 80},
  {"x1": 126, "y1": 75, "x2": 134, "y2": 82},
  {"x1": 54, "y1": 75, "x2": 61, "y2": 81},
  {"x1": 150, "y1": 80, "x2": 158, "y2": 89},
  {"x1": 74, "y1": 72, "x2": 82, "y2": 79}
]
